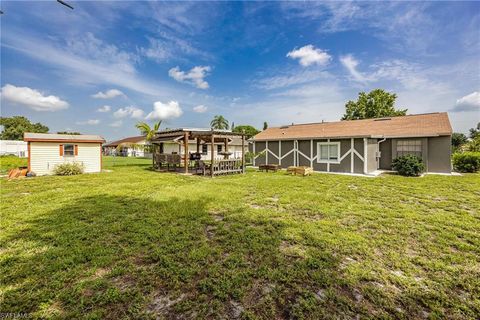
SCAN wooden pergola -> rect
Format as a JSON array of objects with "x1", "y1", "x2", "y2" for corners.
[{"x1": 150, "y1": 128, "x2": 246, "y2": 177}]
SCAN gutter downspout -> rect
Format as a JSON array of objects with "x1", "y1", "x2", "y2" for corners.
[{"x1": 377, "y1": 137, "x2": 387, "y2": 169}]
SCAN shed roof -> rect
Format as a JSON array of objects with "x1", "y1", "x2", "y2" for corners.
[
  {"x1": 103, "y1": 135, "x2": 146, "y2": 147},
  {"x1": 252, "y1": 113, "x2": 452, "y2": 141},
  {"x1": 24, "y1": 132, "x2": 105, "y2": 143}
]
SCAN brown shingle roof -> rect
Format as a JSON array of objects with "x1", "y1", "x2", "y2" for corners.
[
  {"x1": 103, "y1": 135, "x2": 146, "y2": 147},
  {"x1": 252, "y1": 113, "x2": 452, "y2": 141}
]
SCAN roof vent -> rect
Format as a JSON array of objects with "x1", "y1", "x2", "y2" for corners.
[{"x1": 374, "y1": 118, "x2": 392, "y2": 121}]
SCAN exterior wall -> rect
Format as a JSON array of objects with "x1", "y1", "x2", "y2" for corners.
[
  {"x1": 0, "y1": 140, "x2": 28, "y2": 157},
  {"x1": 378, "y1": 136, "x2": 451, "y2": 173},
  {"x1": 427, "y1": 136, "x2": 452, "y2": 173},
  {"x1": 367, "y1": 139, "x2": 378, "y2": 173},
  {"x1": 329, "y1": 139, "x2": 351, "y2": 173},
  {"x1": 253, "y1": 138, "x2": 366, "y2": 174},
  {"x1": 253, "y1": 135, "x2": 452, "y2": 174},
  {"x1": 30, "y1": 142, "x2": 102, "y2": 175},
  {"x1": 379, "y1": 139, "x2": 392, "y2": 169},
  {"x1": 254, "y1": 141, "x2": 266, "y2": 165}
]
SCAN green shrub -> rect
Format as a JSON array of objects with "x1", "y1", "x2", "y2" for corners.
[
  {"x1": 53, "y1": 162, "x2": 84, "y2": 176},
  {"x1": 452, "y1": 152, "x2": 480, "y2": 173},
  {"x1": 392, "y1": 154, "x2": 425, "y2": 176}
]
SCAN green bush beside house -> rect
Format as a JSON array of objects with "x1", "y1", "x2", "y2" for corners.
[
  {"x1": 452, "y1": 152, "x2": 480, "y2": 173},
  {"x1": 392, "y1": 154, "x2": 425, "y2": 176}
]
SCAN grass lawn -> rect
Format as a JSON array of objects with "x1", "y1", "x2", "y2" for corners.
[{"x1": 1, "y1": 156, "x2": 479, "y2": 319}]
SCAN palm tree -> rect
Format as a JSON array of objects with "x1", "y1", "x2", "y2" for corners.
[
  {"x1": 136, "y1": 121, "x2": 162, "y2": 157},
  {"x1": 210, "y1": 115, "x2": 229, "y2": 130},
  {"x1": 136, "y1": 120, "x2": 162, "y2": 141}
]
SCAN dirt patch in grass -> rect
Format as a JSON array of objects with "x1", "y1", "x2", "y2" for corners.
[
  {"x1": 227, "y1": 300, "x2": 245, "y2": 319},
  {"x1": 111, "y1": 274, "x2": 136, "y2": 292},
  {"x1": 279, "y1": 241, "x2": 307, "y2": 259},
  {"x1": 243, "y1": 279, "x2": 276, "y2": 306},
  {"x1": 148, "y1": 292, "x2": 186, "y2": 317},
  {"x1": 205, "y1": 225, "x2": 216, "y2": 240}
]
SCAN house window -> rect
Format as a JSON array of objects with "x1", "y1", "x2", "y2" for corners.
[
  {"x1": 317, "y1": 142, "x2": 340, "y2": 163},
  {"x1": 217, "y1": 145, "x2": 222, "y2": 153},
  {"x1": 64, "y1": 144, "x2": 75, "y2": 156},
  {"x1": 202, "y1": 144, "x2": 208, "y2": 155},
  {"x1": 396, "y1": 140, "x2": 422, "y2": 158}
]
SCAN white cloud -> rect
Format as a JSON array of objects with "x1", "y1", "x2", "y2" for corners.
[
  {"x1": 0, "y1": 84, "x2": 69, "y2": 111},
  {"x1": 286, "y1": 45, "x2": 331, "y2": 67},
  {"x1": 146, "y1": 101, "x2": 183, "y2": 120},
  {"x1": 140, "y1": 35, "x2": 210, "y2": 63},
  {"x1": 97, "y1": 105, "x2": 111, "y2": 112},
  {"x1": 76, "y1": 119, "x2": 100, "y2": 125},
  {"x1": 109, "y1": 120, "x2": 123, "y2": 128},
  {"x1": 92, "y1": 89, "x2": 125, "y2": 99},
  {"x1": 193, "y1": 105, "x2": 207, "y2": 113},
  {"x1": 3, "y1": 31, "x2": 180, "y2": 97},
  {"x1": 253, "y1": 69, "x2": 332, "y2": 90},
  {"x1": 168, "y1": 66, "x2": 211, "y2": 89},
  {"x1": 339, "y1": 54, "x2": 371, "y2": 83},
  {"x1": 451, "y1": 92, "x2": 480, "y2": 113},
  {"x1": 113, "y1": 106, "x2": 145, "y2": 119}
]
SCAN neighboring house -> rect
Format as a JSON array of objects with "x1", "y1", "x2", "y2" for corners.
[
  {"x1": 0, "y1": 140, "x2": 28, "y2": 157},
  {"x1": 103, "y1": 135, "x2": 151, "y2": 157},
  {"x1": 250, "y1": 113, "x2": 453, "y2": 174},
  {"x1": 24, "y1": 133, "x2": 105, "y2": 175}
]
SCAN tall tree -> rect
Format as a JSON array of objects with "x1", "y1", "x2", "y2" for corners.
[
  {"x1": 263, "y1": 121, "x2": 268, "y2": 130},
  {"x1": 232, "y1": 125, "x2": 260, "y2": 139},
  {"x1": 469, "y1": 122, "x2": 480, "y2": 139},
  {"x1": 451, "y1": 133, "x2": 468, "y2": 152},
  {"x1": 136, "y1": 121, "x2": 162, "y2": 141},
  {"x1": 342, "y1": 89, "x2": 407, "y2": 120},
  {"x1": 0, "y1": 116, "x2": 49, "y2": 140},
  {"x1": 210, "y1": 115, "x2": 229, "y2": 130}
]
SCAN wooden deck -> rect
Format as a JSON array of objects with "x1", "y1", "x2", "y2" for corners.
[{"x1": 154, "y1": 158, "x2": 244, "y2": 176}]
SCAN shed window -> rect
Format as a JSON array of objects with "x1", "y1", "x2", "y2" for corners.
[
  {"x1": 202, "y1": 144, "x2": 208, "y2": 155},
  {"x1": 396, "y1": 140, "x2": 422, "y2": 158},
  {"x1": 63, "y1": 144, "x2": 75, "y2": 156},
  {"x1": 317, "y1": 142, "x2": 340, "y2": 163}
]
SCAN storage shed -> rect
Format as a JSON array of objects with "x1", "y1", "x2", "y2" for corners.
[{"x1": 24, "y1": 133, "x2": 105, "y2": 175}]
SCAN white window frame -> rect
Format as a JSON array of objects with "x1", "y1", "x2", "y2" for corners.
[
  {"x1": 317, "y1": 142, "x2": 341, "y2": 164},
  {"x1": 63, "y1": 144, "x2": 75, "y2": 157}
]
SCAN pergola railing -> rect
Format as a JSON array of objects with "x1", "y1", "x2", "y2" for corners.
[{"x1": 150, "y1": 128, "x2": 246, "y2": 177}]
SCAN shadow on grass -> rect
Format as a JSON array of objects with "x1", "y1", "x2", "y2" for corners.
[{"x1": 2, "y1": 193, "x2": 435, "y2": 319}]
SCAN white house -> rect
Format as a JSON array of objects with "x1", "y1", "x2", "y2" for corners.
[
  {"x1": 24, "y1": 133, "x2": 105, "y2": 175},
  {"x1": 103, "y1": 135, "x2": 151, "y2": 157},
  {"x1": 0, "y1": 140, "x2": 29, "y2": 157}
]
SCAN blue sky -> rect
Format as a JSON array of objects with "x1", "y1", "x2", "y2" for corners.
[{"x1": 1, "y1": 1, "x2": 479, "y2": 140}]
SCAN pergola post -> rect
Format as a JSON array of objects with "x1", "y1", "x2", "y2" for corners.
[
  {"x1": 224, "y1": 138, "x2": 228, "y2": 159},
  {"x1": 184, "y1": 132, "x2": 189, "y2": 174},
  {"x1": 242, "y1": 133, "x2": 245, "y2": 174},
  {"x1": 210, "y1": 134, "x2": 215, "y2": 177},
  {"x1": 152, "y1": 143, "x2": 155, "y2": 169},
  {"x1": 196, "y1": 138, "x2": 200, "y2": 154}
]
